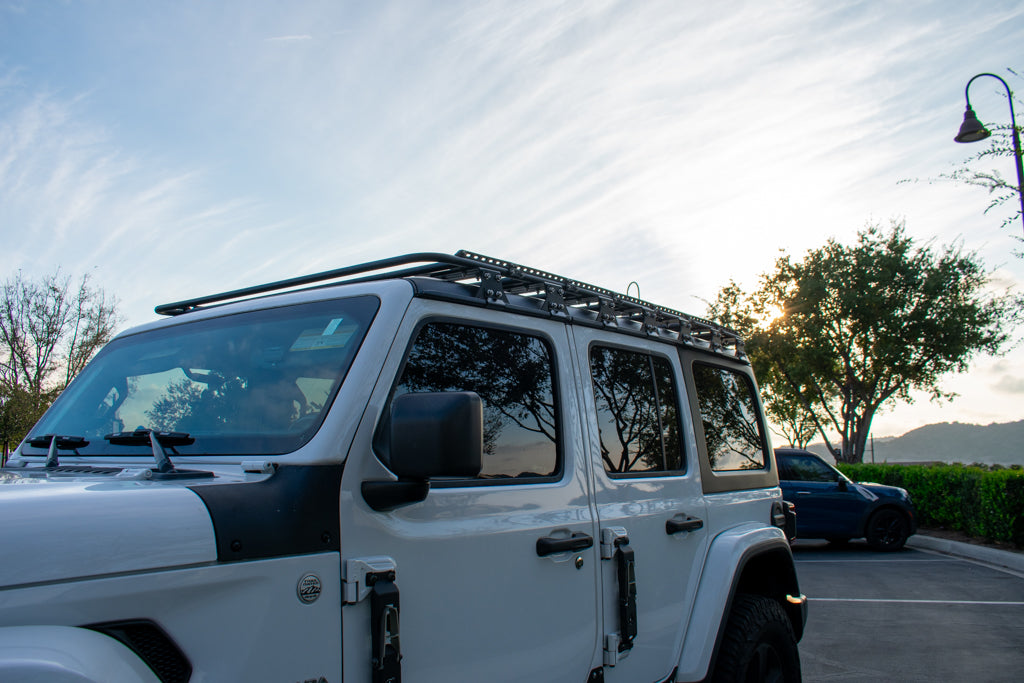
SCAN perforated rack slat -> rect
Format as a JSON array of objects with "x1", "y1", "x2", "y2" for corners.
[{"x1": 155, "y1": 250, "x2": 744, "y2": 359}]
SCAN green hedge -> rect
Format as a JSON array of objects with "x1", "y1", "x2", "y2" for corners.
[{"x1": 837, "y1": 463, "x2": 1024, "y2": 548}]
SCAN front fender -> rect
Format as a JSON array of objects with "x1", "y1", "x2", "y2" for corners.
[
  {"x1": 674, "y1": 524, "x2": 800, "y2": 682},
  {"x1": 0, "y1": 626, "x2": 161, "y2": 683}
]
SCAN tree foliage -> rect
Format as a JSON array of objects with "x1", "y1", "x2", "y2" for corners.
[
  {"x1": 0, "y1": 271, "x2": 119, "y2": 456},
  {"x1": 709, "y1": 221, "x2": 1018, "y2": 463}
]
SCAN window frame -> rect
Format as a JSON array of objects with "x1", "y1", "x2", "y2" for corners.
[
  {"x1": 681, "y1": 350, "x2": 779, "y2": 493},
  {"x1": 587, "y1": 341, "x2": 688, "y2": 480},
  {"x1": 27, "y1": 296, "x2": 381, "y2": 457},
  {"x1": 380, "y1": 315, "x2": 565, "y2": 488}
]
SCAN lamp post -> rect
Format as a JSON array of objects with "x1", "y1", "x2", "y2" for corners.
[{"x1": 954, "y1": 72, "x2": 1024, "y2": 236}]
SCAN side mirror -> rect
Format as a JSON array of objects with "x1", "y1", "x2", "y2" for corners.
[
  {"x1": 389, "y1": 391, "x2": 483, "y2": 479},
  {"x1": 362, "y1": 392, "x2": 483, "y2": 511},
  {"x1": 837, "y1": 478, "x2": 848, "y2": 492}
]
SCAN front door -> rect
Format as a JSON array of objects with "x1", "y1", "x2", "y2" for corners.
[
  {"x1": 571, "y1": 328, "x2": 710, "y2": 682},
  {"x1": 339, "y1": 301, "x2": 600, "y2": 682},
  {"x1": 779, "y1": 453, "x2": 864, "y2": 538}
]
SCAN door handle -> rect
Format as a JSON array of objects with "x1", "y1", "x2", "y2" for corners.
[
  {"x1": 666, "y1": 516, "x2": 704, "y2": 535},
  {"x1": 536, "y1": 532, "x2": 594, "y2": 557}
]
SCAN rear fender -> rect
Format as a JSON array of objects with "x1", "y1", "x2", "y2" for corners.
[
  {"x1": 674, "y1": 524, "x2": 803, "y2": 682},
  {"x1": 0, "y1": 626, "x2": 161, "y2": 683}
]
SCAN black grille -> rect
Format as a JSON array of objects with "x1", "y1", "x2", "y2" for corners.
[{"x1": 86, "y1": 620, "x2": 192, "y2": 683}]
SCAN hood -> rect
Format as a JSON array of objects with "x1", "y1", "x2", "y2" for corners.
[{"x1": 0, "y1": 470, "x2": 218, "y2": 588}]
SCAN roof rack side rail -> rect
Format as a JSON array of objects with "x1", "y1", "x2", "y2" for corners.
[{"x1": 155, "y1": 252, "x2": 477, "y2": 315}]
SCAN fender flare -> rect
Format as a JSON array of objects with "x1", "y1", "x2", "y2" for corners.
[
  {"x1": 0, "y1": 626, "x2": 161, "y2": 683},
  {"x1": 674, "y1": 524, "x2": 804, "y2": 682}
]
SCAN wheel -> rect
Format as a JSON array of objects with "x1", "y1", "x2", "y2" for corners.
[
  {"x1": 865, "y1": 508, "x2": 909, "y2": 551},
  {"x1": 712, "y1": 594, "x2": 801, "y2": 683}
]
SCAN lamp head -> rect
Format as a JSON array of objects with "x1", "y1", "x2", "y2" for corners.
[{"x1": 954, "y1": 105, "x2": 991, "y2": 143}]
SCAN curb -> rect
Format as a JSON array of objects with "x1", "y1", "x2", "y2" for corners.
[{"x1": 907, "y1": 534, "x2": 1024, "y2": 573}]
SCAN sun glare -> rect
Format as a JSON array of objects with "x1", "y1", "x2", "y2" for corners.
[{"x1": 756, "y1": 304, "x2": 786, "y2": 327}]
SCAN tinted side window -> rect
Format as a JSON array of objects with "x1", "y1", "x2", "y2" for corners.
[
  {"x1": 590, "y1": 346, "x2": 683, "y2": 476},
  {"x1": 783, "y1": 455, "x2": 837, "y2": 482},
  {"x1": 394, "y1": 322, "x2": 558, "y2": 479},
  {"x1": 692, "y1": 363, "x2": 767, "y2": 471}
]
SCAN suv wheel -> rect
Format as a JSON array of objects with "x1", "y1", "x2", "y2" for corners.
[
  {"x1": 713, "y1": 594, "x2": 801, "y2": 683},
  {"x1": 865, "y1": 508, "x2": 909, "y2": 551}
]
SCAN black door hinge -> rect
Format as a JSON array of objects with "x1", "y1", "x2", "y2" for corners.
[
  {"x1": 615, "y1": 537, "x2": 638, "y2": 652},
  {"x1": 368, "y1": 571, "x2": 401, "y2": 683}
]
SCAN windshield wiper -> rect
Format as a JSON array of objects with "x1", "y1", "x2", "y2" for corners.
[
  {"x1": 104, "y1": 429, "x2": 214, "y2": 480},
  {"x1": 26, "y1": 435, "x2": 90, "y2": 468}
]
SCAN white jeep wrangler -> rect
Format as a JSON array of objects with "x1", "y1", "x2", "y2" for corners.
[{"x1": 1, "y1": 251, "x2": 806, "y2": 683}]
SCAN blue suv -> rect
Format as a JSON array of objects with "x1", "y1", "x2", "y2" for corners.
[{"x1": 775, "y1": 448, "x2": 917, "y2": 551}]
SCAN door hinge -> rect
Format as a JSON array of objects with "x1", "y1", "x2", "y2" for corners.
[
  {"x1": 604, "y1": 633, "x2": 629, "y2": 666},
  {"x1": 343, "y1": 557, "x2": 397, "y2": 605},
  {"x1": 343, "y1": 557, "x2": 402, "y2": 683},
  {"x1": 600, "y1": 527, "x2": 629, "y2": 560},
  {"x1": 600, "y1": 527, "x2": 637, "y2": 666}
]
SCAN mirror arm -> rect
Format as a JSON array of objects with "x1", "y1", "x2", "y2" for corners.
[{"x1": 362, "y1": 480, "x2": 430, "y2": 512}]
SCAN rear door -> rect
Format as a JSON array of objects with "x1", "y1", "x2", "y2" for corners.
[
  {"x1": 570, "y1": 328, "x2": 709, "y2": 682},
  {"x1": 339, "y1": 300, "x2": 601, "y2": 682}
]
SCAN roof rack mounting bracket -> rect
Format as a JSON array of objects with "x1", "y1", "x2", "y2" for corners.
[
  {"x1": 545, "y1": 285, "x2": 567, "y2": 316},
  {"x1": 476, "y1": 269, "x2": 507, "y2": 303},
  {"x1": 597, "y1": 297, "x2": 618, "y2": 326},
  {"x1": 677, "y1": 319, "x2": 693, "y2": 343},
  {"x1": 642, "y1": 312, "x2": 659, "y2": 335}
]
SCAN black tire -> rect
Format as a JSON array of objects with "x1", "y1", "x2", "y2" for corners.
[
  {"x1": 865, "y1": 508, "x2": 909, "y2": 551},
  {"x1": 712, "y1": 594, "x2": 801, "y2": 683}
]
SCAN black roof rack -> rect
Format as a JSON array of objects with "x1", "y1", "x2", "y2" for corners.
[{"x1": 155, "y1": 250, "x2": 745, "y2": 359}]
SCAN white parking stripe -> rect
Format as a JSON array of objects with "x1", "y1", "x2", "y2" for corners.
[
  {"x1": 810, "y1": 598, "x2": 1024, "y2": 605},
  {"x1": 796, "y1": 559, "x2": 952, "y2": 563}
]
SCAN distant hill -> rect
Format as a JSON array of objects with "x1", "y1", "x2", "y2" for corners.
[{"x1": 797, "y1": 421, "x2": 1024, "y2": 466}]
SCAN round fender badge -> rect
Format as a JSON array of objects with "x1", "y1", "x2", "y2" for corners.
[{"x1": 297, "y1": 574, "x2": 323, "y2": 604}]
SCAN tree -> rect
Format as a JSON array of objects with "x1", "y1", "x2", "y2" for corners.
[
  {"x1": 0, "y1": 271, "x2": 119, "y2": 456},
  {"x1": 709, "y1": 221, "x2": 1018, "y2": 463},
  {"x1": 708, "y1": 282, "x2": 835, "y2": 451}
]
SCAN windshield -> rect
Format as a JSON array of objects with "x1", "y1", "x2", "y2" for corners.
[{"x1": 26, "y1": 296, "x2": 379, "y2": 456}]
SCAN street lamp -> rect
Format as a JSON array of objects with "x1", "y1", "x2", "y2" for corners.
[{"x1": 954, "y1": 72, "x2": 1024, "y2": 236}]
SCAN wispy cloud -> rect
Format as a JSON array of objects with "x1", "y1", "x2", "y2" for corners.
[
  {"x1": 0, "y1": 73, "x2": 290, "y2": 325},
  {"x1": 2, "y1": 1, "x2": 1023, "y2": 434},
  {"x1": 265, "y1": 35, "x2": 313, "y2": 43}
]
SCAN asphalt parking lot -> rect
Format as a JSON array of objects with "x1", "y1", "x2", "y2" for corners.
[{"x1": 793, "y1": 539, "x2": 1024, "y2": 682}]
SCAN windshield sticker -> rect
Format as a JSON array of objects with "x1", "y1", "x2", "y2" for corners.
[
  {"x1": 290, "y1": 322, "x2": 357, "y2": 351},
  {"x1": 322, "y1": 318, "x2": 344, "y2": 336}
]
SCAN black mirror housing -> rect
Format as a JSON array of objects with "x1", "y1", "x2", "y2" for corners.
[{"x1": 389, "y1": 391, "x2": 483, "y2": 479}]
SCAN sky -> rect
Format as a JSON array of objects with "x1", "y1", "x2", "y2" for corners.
[{"x1": 1, "y1": 0, "x2": 1023, "y2": 439}]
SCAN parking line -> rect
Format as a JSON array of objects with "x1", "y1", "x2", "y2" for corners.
[
  {"x1": 796, "y1": 558, "x2": 952, "y2": 563},
  {"x1": 810, "y1": 598, "x2": 1024, "y2": 605}
]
